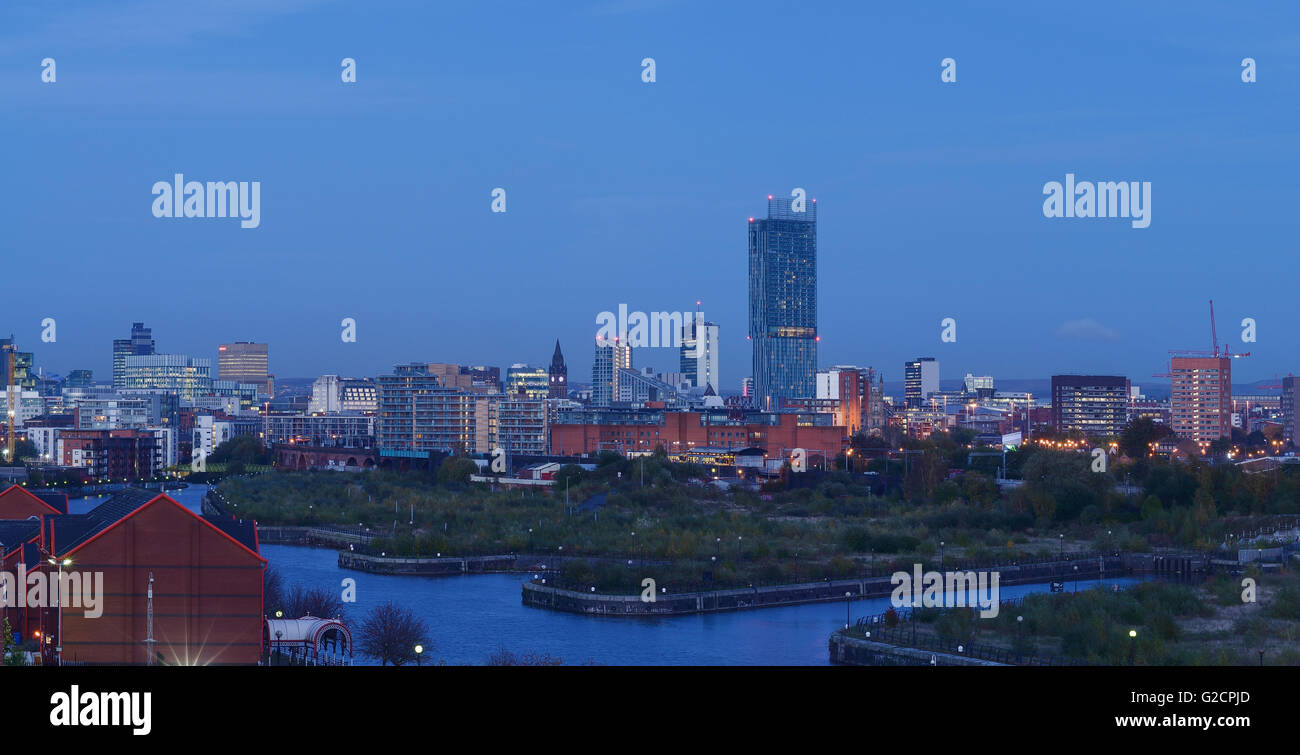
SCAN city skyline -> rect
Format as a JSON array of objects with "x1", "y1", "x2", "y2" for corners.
[{"x1": 5, "y1": 3, "x2": 1298, "y2": 385}]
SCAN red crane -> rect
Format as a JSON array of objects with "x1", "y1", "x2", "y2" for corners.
[{"x1": 1153, "y1": 300, "x2": 1249, "y2": 377}]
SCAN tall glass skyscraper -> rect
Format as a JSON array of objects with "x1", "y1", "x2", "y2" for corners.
[{"x1": 749, "y1": 196, "x2": 817, "y2": 410}]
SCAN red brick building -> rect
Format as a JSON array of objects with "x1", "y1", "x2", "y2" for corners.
[
  {"x1": 2, "y1": 488, "x2": 265, "y2": 665},
  {"x1": 550, "y1": 411, "x2": 846, "y2": 460},
  {"x1": 0, "y1": 485, "x2": 67, "y2": 517},
  {"x1": 1171, "y1": 355, "x2": 1232, "y2": 443},
  {"x1": 57, "y1": 429, "x2": 158, "y2": 481}
]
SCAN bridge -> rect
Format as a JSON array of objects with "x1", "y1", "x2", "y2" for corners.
[{"x1": 273, "y1": 444, "x2": 378, "y2": 471}]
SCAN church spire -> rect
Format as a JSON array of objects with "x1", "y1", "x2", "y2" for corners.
[{"x1": 548, "y1": 339, "x2": 568, "y2": 398}]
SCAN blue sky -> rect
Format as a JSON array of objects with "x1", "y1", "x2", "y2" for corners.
[{"x1": 3, "y1": 1, "x2": 1298, "y2": 389}]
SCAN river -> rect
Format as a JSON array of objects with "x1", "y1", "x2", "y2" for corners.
[{"x1": 116, "y1": 483, "x2": 1142, "y2": 666}]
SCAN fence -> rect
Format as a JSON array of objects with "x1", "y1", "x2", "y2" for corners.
[{"x1": 845, "y1": 601, "x2": 1079, "y2": 666}]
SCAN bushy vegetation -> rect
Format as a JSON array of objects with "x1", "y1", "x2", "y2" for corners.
[{"x1": 217, "y1": 420, "x2": 1300, "y2": 591}]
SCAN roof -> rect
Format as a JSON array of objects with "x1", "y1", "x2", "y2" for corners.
[
  {"x1": 265, "y1": 616, "x2": 352, "y2": 648},
  {"x1": 32, "y1": 491, "x2": 68, "y2": 514},
  {"x1": 0, "y1": 520, "x2": 40, "y2": 554},
  {"x1": 53, "y1": 488, "x2": 263, "y2": 561},
  {"x1": 0, "y1": 485, "x2": 66, "y2": 515},
  {"x1": 204, "y1": 514, "x2": 259, "y2": 553}
]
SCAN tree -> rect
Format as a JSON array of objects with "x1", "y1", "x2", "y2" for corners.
[
  {"x1": 263, "y1": 566, "x2": 285, "y2": 616},
  {"x1": 1120, "y1": 417, "x2": 1171, "y2": 459},
  {"x1": 1140, "y1": 495, "x2": 1163, "y2": 522},
  {"x1": 2, "y1": 618, "x2": 27, "y2": 666},
  {"x1": 282, "y1": 583, "x2": 345, "y2": 620},
  {"x1": 1192, "y1": 488, "x2": 1217, "y2": 529},
  {"x1": 437, "y1": 456, "x2": 478, "y2": 486},
  {"x1": 209, "y1": 434, "x2": 271, "y2": 466},
  {"x1": 0, "y1": 439, "x2": 37, "y2": 466},
  {"x1": 553, "y1": 464, "x2": 584, "y2": 490},
  {"x1": 358, "y1": 602, "x2": 430, "y2": 666}
]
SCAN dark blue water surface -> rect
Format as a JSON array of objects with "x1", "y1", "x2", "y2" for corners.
[{"x1": 146, "y1": 484, "x2": 1141, "y2": 666}]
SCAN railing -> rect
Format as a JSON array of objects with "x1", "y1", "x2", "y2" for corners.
[
  {"x1": 537, "y1": 551, "x2": 1128, "y2": 596},
  {"x1": 844, "y1": 603, "x2": 1078, "y2": 666}
]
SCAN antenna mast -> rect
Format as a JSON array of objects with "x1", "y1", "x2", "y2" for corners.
[{"x1": 145, "y1": 572, "x2": 156, "y2": 665}]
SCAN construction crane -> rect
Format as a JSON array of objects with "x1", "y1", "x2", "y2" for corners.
[
  {"x1": 1257, "y1": 373, "x2": 1290, "y2": 391},
  {"x1": 1153, "y1": 300, "x2": 1250, "y2": 377}
]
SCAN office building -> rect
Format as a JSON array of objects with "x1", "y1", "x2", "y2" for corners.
[
  {"x1": 131, "y1": 321, "x2": 155, "y2": 355},
  {"x1": 680, "y1": 320, "x2": 720, "y2": 394},
  {"x1": 1050, "y1": 375, "x2": 1130, "y2": 437},
  {"x1": 218, "y1": 342, "x2": 270, "y2": 393},
  {"x1": 749, "y1": 195, "x2": 818, "y2": 410},
  {"x1": 0, "y1": 338, "x2": 36, "y2": 391},
  {"x1": 122, "y1": 355, "x2": 212, "y2": 402},
  {"x1": 66, "y1": 369, "x2": 94, "y2": 390},
  {"x1": 964, "y1": 374, "x2": 995, "y2": 398},
  {"x1": 506, "y1": 364, "x2": 550, "y2": 399},
  {"x1": 111, "y1": 322, "x2": 155, "y2": 389},
  {"x1": 905, "y1": 357, "x2": 939, "y2": 408},
  {"x1": 1282, "y1": 376, "x2": 1299, "y2": 445},
  {"x1": 617, "y1": 367, "x2": 681, "y2": 404}
]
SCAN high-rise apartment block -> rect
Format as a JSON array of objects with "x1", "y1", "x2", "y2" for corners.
[
  {"x1": 1170, "y1": 356, "x2": 1231, "y2": 443},
  {"x1": 592, "y1": 338, "x2": 632, "y2": 407},
  {"x1": 749, "y1": 196, "x2": 817, "y2": 410}
]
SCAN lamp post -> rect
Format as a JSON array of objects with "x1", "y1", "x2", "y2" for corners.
[
  {"x1": 1073, "y1": 564, "x2": 1079, "y2": 593},
  {"x1": 47, "y1": 555, "x2": 72, "y2": 666},
  {"x1": 1016, "y1": 615, "x2": 1024, "y2": 663},
  {"x1": 939, "y1": 541, "x2": 944, "y2": 569},
  {"x1": 844, "y1": 591, "x2": 852, "y2": 629},
  {"x1": 1128, "y1": 629, "x2": 1137, "y2": 666},
  {"x1": 415, "y1": 644, "x2": 424, "y2": 666}
]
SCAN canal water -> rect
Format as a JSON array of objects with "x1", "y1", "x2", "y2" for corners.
[{"x1": 123, "y1": 484, "x2": 1143, "y2": 666}]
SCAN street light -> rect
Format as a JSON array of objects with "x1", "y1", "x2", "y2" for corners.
[
  {"x1": 415, "y1": 644, "x2": 424, "y2": 666},
  {"x1": 1128, "y1": 629, "x2": 1138, "y2": 666},
  {"x1": 46, "y1": 555, "x2": 72, "y2": 666},
  {"x1": 1016, "y1": 615, "x2": 1024, "y2": 663},
  {"x1": 844, "y1": 591, "x2": 852, "y2": 629}
]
